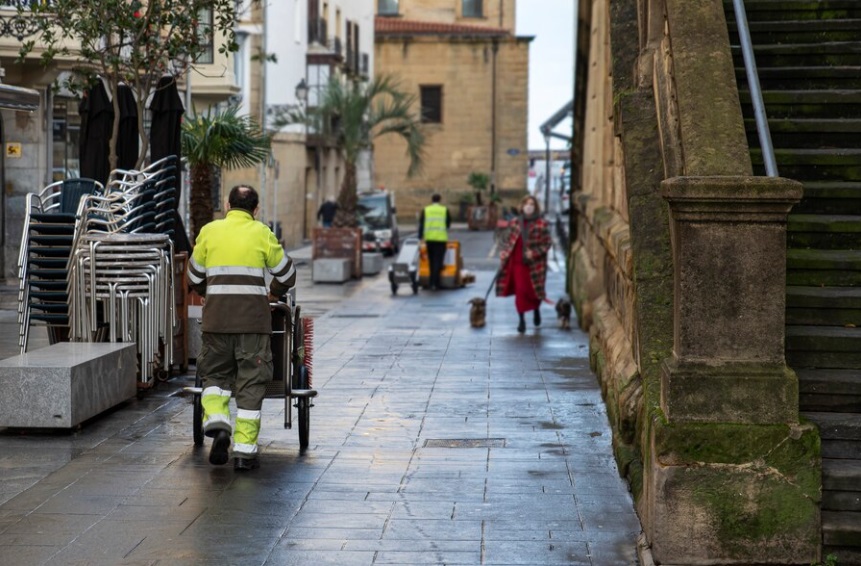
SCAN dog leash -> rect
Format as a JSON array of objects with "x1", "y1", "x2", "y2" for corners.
[{"x1": 484, "y1": 269, "x2": 501, "y2": 301}]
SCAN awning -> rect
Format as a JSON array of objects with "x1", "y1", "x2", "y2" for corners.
[{"x1": 0, "y1": 84, "x2": 40, "y2": 112}]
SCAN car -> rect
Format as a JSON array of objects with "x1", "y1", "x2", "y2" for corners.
[{"x1": 357, "y1": 190, "x2": 399, "y2": 256}]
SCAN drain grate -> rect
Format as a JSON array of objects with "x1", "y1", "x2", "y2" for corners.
[{"x1": 424, "y1": 438, "x2": 506, "y2": 448}]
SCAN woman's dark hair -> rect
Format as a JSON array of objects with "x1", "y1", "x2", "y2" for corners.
[{"x1": 228, "y1": 185, "x2": 259, "y2": 212}]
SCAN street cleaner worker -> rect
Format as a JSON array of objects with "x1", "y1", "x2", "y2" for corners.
[
  {"x1": 418, "y1": 193, "x2": 450, "y2": 290},
  {"x1": 187, "y1": 185, "x2": 296, "y2": 471}
]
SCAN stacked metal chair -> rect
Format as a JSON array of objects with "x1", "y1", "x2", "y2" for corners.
[
  {"x1": 17, "y1": 178, "x2": 104, "y2": 352},
  {"x1": 67, "y1": 233, "x2": 174, "y2": 384},
  {"x1": 64, "y1": 156, "x2": 179, "y2": 384}
]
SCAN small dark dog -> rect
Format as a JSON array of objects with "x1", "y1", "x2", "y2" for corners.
[
  {"x1": 555, "y1": 297, "x2": 572, "y2": 330},
  {"x1": 468, "y1": 298, "x2": 487, "y2": 328}
]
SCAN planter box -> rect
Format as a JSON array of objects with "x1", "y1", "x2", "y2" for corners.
[
  {"x1": 313, "y1": 258, "x2": 353, "y2": 283},
  {"x1": 312, "y1": 227, "x2": 363, "y2": 278}
]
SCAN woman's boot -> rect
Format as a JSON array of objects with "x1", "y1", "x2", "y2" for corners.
[
  {"x1": 533, "y1": 307, "x2": 541, "y2": 327},
  {"x1": 517, "y1": 313, "x2": 526, "y2": 333}
]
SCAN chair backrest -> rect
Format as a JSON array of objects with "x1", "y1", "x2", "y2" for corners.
[{"x1": 60, "y1": 179, "x2": 101, "y2": 214}]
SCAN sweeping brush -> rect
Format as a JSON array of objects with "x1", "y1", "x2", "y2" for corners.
[{"x1": 301, "y1": 317, "x2": 314, "y2": 388}]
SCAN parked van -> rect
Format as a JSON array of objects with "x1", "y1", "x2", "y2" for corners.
[{"x1": 358, "y1": 190, "x2": 399, "y2": 256}]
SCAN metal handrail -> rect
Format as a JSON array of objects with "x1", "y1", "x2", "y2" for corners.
[{"x1": 732, "y1": 0, "x2": 778, "y2": 177}]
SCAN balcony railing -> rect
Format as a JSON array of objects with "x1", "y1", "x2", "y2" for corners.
[
  {"x1": 308, "y1": 17, "x2": 327, "y2": 46},
  {"x1": 0, "y1": 0, "x2": 55, "y2": 41}
]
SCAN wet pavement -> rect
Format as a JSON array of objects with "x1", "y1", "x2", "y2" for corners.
[{"x1": 0, "y1": 228, "x2": 641, "y2": 565}]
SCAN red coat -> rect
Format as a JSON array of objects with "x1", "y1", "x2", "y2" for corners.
[{"x1": 496, "y1": 216, "x2": 551, "y2": 300}]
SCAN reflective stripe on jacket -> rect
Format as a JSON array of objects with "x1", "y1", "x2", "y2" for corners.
[
  {"x1": 187, "y1": 209, "x2": 296, "y2": 333},
  {"x1": 423, "y1": 204, "x2": 448, "y2": 242}
]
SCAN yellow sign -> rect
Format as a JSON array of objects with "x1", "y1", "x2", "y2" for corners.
[{"x1": 5, "y1": 143, "x2": 21, "y2": 158}]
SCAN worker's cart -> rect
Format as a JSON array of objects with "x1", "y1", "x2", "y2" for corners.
[
  {"x1": 418, "y1": 240, "x2": 468, "y2": 289},
  {"x1": 187, "y1": 299, "x2": 316, "y2": 450},
  {"x1": 388, "y1": 237, "x2": 420, "y2": 295}
]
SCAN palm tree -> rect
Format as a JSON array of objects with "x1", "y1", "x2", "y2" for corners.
[
  {"x1": 181, "y1": 106, "x2": 272, "y2": 240},
  {"x1": 278, "y1": 75, "x2": 426, "y2": 228}
]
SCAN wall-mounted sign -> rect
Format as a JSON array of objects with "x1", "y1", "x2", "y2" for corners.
[
  {"x1": 5, "y1": 143, "x2": 21, "y2": 158},
  {"x1": 506, "y1": 148, "x2": 520, "y2": 156}
]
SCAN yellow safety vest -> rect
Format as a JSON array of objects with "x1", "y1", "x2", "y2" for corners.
[
  {"x1": 187, "y1": 209, "x2": 295, "y2": 334},
  {"x1": 423, "y1": 203, "x2": 448, "y2": 242}
]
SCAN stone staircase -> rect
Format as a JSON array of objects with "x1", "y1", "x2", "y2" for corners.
[{"x1": 726, "y1": 0, "x2": 861, "y2": 562}]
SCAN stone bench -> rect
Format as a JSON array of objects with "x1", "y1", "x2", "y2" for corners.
[
  {"x1": 0, "y1": 342, "x2": 137, "y2": 428},
  {"x1": 313, "y1": 258, "x2": 353, "y2": 283}
]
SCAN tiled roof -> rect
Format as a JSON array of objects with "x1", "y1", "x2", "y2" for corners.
[{"x1": 375, "y1": 17, "x2": 510, "y2": 37}]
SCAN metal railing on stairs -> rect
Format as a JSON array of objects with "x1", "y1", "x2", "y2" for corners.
[{"x1": 731, "y1": 0, "x2": 778, "y2": 177}]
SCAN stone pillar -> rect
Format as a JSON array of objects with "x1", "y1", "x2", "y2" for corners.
[
  {"x1": 661, "y1": 175, "x2": 801, "y2": 424},
  {"x1": 642, "y1": 175, "x2": 822, "y2": 564}
]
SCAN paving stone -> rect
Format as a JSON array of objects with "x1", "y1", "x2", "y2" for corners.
[{"x1": 0, "y1": 231, "x2": 642, "y2": 563}]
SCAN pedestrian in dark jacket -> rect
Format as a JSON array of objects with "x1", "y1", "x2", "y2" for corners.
[
  {"x1": 317, "y1": 198, "x2": 338, "y2": 227},
  {"x1": 496, "y1": 195, "x2": 552, "y2": 333}
]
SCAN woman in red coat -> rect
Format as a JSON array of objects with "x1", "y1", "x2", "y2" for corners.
[{"x1": 496, "y1": 195, "x2": 552, "y2": 333}]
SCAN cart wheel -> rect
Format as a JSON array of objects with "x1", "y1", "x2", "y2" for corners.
[
  {"x1": 295, "y1": 364, "x2": 310, "y2": 449},
  {"x1": 391, "y1": 281, "x2": 398, "y2": 295},
  {"x1": 192, "y1": 374, "x2": 204, "y2": 446}
]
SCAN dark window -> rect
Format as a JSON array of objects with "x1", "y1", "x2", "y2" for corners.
[
  {"x1": 196, "y1": 9, "x2": 214, "y2": 64},
  {"x1": 420, "y1": 86, "x2": 442, "y2": 123},
  {"x1": 462, "y1": 0, "x2": 482, "y2": 18},
  {"x1": 378, "y1": 0, "x2": 398, "y2": 16}
]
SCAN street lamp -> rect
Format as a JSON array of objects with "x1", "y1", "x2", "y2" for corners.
[{"x1": 295, "y1": 79, "x2": 308, "y2": 104}]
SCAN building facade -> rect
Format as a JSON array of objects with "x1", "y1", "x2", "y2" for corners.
[
  {"x1": 373, "y1": 0, "x2": 531, "y2": 221},
  {"x1": 224, "y1": 0, "x2": 375, "y2": 246}
]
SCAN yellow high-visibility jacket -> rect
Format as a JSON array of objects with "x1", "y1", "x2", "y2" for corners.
[{"x1": 187, "y1": 209, "x2": 295, "y2": 334}]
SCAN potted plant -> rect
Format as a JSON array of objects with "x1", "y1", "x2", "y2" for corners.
[
  {"x1": 466, "y1": 172, "x2": 496, "y2": 230},
  {"x1": 457, "y1": 192, "x2": 475, "y2": 222}
]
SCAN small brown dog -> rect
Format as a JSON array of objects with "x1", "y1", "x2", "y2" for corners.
[
  {"x1": 468, "y1": 298, "x2": 487, "y2": 328},
  {"x1": 555, "y1": 297, "x2": 572, "y2": 330}
]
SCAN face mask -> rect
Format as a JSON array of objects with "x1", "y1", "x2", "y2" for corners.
[{"x1": 523, "y1": 204, "x2": 535, "y2": 215}]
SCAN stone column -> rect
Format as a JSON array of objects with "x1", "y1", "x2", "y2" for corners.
[
  {"x1": 642, "y1": 175, "x2": 821, "y2": 564},
  {"x1": 661, "y1": 175, "x2": 802, "y2": 424}
]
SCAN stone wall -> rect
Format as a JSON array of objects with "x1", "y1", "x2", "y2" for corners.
[
  {"x1": 374, "y1": 35, "x2": 530, "y2": 221},
  {"x1": 570, "y1": 0, "x2": 821, "y2": 563}
]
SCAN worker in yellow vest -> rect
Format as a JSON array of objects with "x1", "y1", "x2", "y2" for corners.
[
  {"x1": 187, "y1": 185, "x2": 296, "y2": 471},
  {"x1": 418, "y1": 193, "x2": 451, "y2": 290}
]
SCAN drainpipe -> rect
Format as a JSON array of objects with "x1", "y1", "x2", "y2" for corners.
[
  {"x1": 490, "y1": 38, "x2": 498, "y2": 197},
  {"x1": 259, "y1": 0, "x2": 269, "y2": 226}
]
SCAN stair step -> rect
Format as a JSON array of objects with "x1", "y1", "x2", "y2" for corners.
[
  {"x1": 788, "y1": 325, "x2": 861, "y2": 352},
  {"x1": 27, "y1": 268, "x2": 69, "y2": 280},
  {"x1": 786, "y1": 249, "x2": 861, "y2": 286},
  {"x1": 733, "y1": 42, "x2": 861, "y2": 67},
  {"x1": 787, "y1": 214, "x2": 861, "y2": 248},
  {"x1": 825, "y1": 491, "x2": 861, "y2": 512},
  {"x1": 824, "y1": 458, "x2": 861, "y2": 492},
  {"x1": 743, "y1": 66, "x2": 861, "y2": 90},
  {"x1": 822, "y1": 510, "x2": 861, "y2": 547},
  {"x1": 726, "y1": 0, "x2": 861, "y2": 20},
  {"x1": 753, "y1": 148, "x2": 861, "y2": 181},
  {"x1": 804, "y1": 411, "x2": 861, "y2": 440},
  {"x1": 730, "y1": 18, "x2": 861, "y2": 45},
  {"x1": 791, "y1": 181, "x2": 861, "y2": 215},
  {"x1": 741, "y1": 89, "x2": 861, "y2": 119},
  {"x1": 797, "y1": 368, "x2": 861, "y2": 411},
  {"x1": 787, "y1": 325, "x2": 861, "y2": 368},
  {"x1": 788, "y1": 286, "x2": 861, "y2": 309},
  {"x1": 747, "y1": 118, "x2": 861, "y2": 149}
]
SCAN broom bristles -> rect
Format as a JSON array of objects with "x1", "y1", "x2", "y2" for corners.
[{"x1": 302, "y1": 317, "x2": 314, "y2": 387}]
